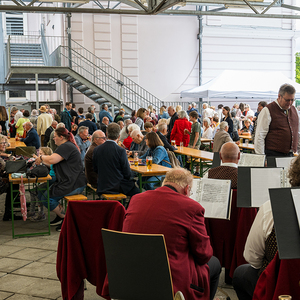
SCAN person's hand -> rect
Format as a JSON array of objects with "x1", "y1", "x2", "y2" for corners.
[
  {"x1": 235, "y1": 141, "x2": 240, "y2": 145},
  {"x1": 32, "y1": 154, "x2": 38, "y2": 159},
  {"x1": 35, "y1": 156, "x2": 42, "y2": 165},
  {"x1": 15, "y1": 137, "x2": 19, "y2": 141}
]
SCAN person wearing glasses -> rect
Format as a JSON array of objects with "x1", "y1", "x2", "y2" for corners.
[
  {"x1": 84, "y1": 130, "x2": 106, "y2": 189},
  {"x1": 123, "y1": 167, "x2": 221, "y2": 300},
  {"x1": 254, "y1": 84, "x2": 298, "y2": 157}
]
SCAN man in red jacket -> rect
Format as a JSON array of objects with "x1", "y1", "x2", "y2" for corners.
[{"x1": 123, "y1": 168, "x2": 221, "y2": 300}]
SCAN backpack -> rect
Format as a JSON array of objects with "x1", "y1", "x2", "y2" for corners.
[
  {"x1": 26, "y1": 164, "x2": 49, "y2": 178},
  {"x1": 163, "y1": 149, "x2": 181, "y2": 168}
]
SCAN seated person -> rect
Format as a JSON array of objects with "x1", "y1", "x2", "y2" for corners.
[
  {"x1": 238, "y1": 119, "x2": 253, "y2": 135},
  {"x1": 138, "y1": 131, "x2": 172, "y2": 190},
  {"x1": 144, "y1": 122, "x2": 153, "y2": 133},
  {"x1": 123, "y1": 123, "x2": 139, "y2": 150},
  {"x1": 156, "y1": 123, "x2": 176, "y2": 152},
  {"x1": 213, "y1": 121, "x2": 232, "y2": 153},
  {"x1": 74, "y1": 126, "x2": 91, "y2": 166},
  {"x1": 232, "y1": 154, "x2": 300, "y2": 300},
  {"x1": 35, "y1": 127, "x2": 86, "y2": 231},
  {"x1": 93, "y1": 123, "x2": 139, "y2": 198},
  {"x1": 18, "y1": 122, "x2": 40, "y2": 149},
  {"x1": 123, "y1": 168, "x2": 221, "y2": 300},
  {"x1": 129, "y1": 129, "x2": 149, "y2": 156},
  {"x1": 202, "y1": 117, "x2": 213, "y2": 139},
  {"x1": 119, "y1": 119, "x2": 132, "y2": 142}
]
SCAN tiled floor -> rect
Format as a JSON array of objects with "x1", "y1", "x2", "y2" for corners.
[{"x1": 0, "y1": 193, "x2": 238, "y2": 300}]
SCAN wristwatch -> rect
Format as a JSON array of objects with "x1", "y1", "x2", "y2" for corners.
[{"x1": 40, "y1": 155, "x2": 43, "y2": 162}]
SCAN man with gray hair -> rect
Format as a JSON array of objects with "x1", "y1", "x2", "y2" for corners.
[
  {"x1": 120, "y1": 119, "x2": 132, "y2": 142},
  {"x1": 255, "y1": 83, "x2": 298, "y2": 156},
  {"x1": 19, "y1": 122, "x2": 40, "y2": 149},
  {"x1": 74, "y1": 126, "x2": 91, "y2": 166},
  {"x1": 123, "y1": 167, "x2": 221, "y2": 300},
  {"x1": 157, "y1": 122, "x2": 176, "y2": 151},
  {"x1": 129, "y1": 129, "x2": 148, "y2": 156},
  {"x1": 44, "y1": 120, "x2": 58, "y2": 146},
  {"x1": 167, "y1": 106, "x2": 178, "y2": 142},
  {"x1": 99, "y1": 103, "x2": 113, "y2": 123},
  {"x1": 213, "y1": 121, "x2": 232, "y2": 153},
  {"x1": 93, "y1": 123, "x2": 139, "y2": 199},
  {"x1": 84, "y1": 130, "x2": 106, "y2": 188}
]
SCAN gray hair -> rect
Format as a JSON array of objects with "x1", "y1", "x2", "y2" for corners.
[
  {"x1": 57, "y1": 122, "x2": 65, "y2": 129},
  {"x1": 124, "y1": 119, "x2": 132, "y2": 126},
  {"x1": 107, "y1": 123, "x2": 120, "y2": 140},
  {"x1": 203, "y1": 103, "x2": 208, "y2": 109},
  {"x1": 78, "y1": 126, "x2": 88, "y2": 134},
  {"x1": 131, "y1": 129, "x2": 142, "y2": 138},
  {"x1": 178, "y1": 110, "x2": 188, "y2": 119},
  {"x1": 158, "y1": 123, "x2": 167, "y2": 132},
  {"x1": 162, "y1": 168, "x2": 194, "y2": 189},
  {"x1": 279, "y1": 83, "x2": 295, "y2": 96},
  {"x1": 102, "y1": 104, "x2": 108, "y2": 110},
  {"x1": 128, "y1": 123, "x2": 139, "y2": 133},
  {"x1": 219, "y1": 121, "x2": 228, "y2": 130},
  {"x1": 31, "y1": 109, "x2": 38, "y2": 116},
  {"x1": 203, "y1": 117, "x2": 211, "y2": 126},
  {"x1": 192, "y1": 102, "x2": 197, "y2": 107}
]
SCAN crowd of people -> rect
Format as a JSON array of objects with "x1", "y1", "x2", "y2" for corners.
[{"x1": 1, "y1": 82, "x2": 299, "y2": 300}]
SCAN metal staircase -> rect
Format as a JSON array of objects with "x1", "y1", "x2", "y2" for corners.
[{"x1": 5, "y1": 33, "x2": 164, "y2": 115}]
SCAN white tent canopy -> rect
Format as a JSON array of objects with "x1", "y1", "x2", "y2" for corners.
[{"x1": 180, "y1": 70, "x2": 300, "y2": 100}]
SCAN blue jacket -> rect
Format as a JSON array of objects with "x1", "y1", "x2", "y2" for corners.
[
  {"x1": 60, "y1": 109, "x2": 72, "y2": 131},
  {"x1": 78, "y1": 120, "x2": 97, "y2": 135},
  {"x1": 140, "y1": 146, "x2": 172, "y2": 168},
  {"x1": 21, "y1": 128, "x2": 40, "y2": 149},
  {"x1": 99, "y1": 110, "x2": 113, "y2": 123},
  {"x1": 158, "y1": 111, "x2": 169, "y2": 120},
  {"x1": 74, "y1": 134, "x2": 91, "y2": 166}
]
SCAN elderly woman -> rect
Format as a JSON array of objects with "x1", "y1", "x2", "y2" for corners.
[
  {"x1": 239, "y1": 119, "x2": 253, "y2": 135},
  {"x1": 139, "y1": 131, "x2": 171, "y2": 190},
  {"x1": 202, "y1": 117, "x2": 213, "y2": 139},
  {"x1": 30, "y1": 109, "x2": 38, "y2": 130},
  {"x1": 170, "y1": 110, "x2": 191, "y2": 147},
  {"x1": 35, "y1": 127, "x2": 86, "y2": 231}
]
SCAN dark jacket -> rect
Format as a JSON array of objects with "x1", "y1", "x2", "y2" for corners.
[
  {"x1": 21, "y1": 128, "x2": 40, "y2": 149},
  {"x1": 78, "y1": 120, "x2": 97, "y2": 135},
  {"x1": 44, "y1": 126, "x2": 54, "y2": 147},
  {"x1": 167, "y1": 112, "x2": 178, "y2": 141},
  {"x1": 157, "y1": 131, "x2": 176, "y2": 151},
  {"x1": 60, "y1": 109, "x2": 72, "y2": 131}
]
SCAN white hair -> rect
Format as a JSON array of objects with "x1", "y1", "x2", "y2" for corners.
[
  {"x1": 128, "y1": 123, "x2": 139, "y2": 133},
  {"x1": 220, "y1": 121, "x2": 228, "y2": 130},
  {"x1": 203, "y1": 117, "x2": 211, "y2": 126},
  {"x1": 131, "y1": 129, "x2": 142, "y2": 138},
  {"x1": 178, "y1": 110, "x2": 188, "y2": 119}
]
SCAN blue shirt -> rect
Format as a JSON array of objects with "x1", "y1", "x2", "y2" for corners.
[
  {"x1": 74, "y1": 134, "x2": 91, "y2": 166},
  {"x1": 140, "y1": 146, "x2": 172, "y2": 168},
  {"x1": 99, "y1": 110, "x2": 113, "y2": 123}
]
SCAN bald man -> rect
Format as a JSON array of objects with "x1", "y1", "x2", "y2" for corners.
[
  {"x1": 206, "y1": 142, "x2": 257, "y2": 285},
  {"x1": 84, "y1": 130, "x2": 106, "y2": 188}
]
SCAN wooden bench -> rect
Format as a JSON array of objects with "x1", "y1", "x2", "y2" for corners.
[
  {"x1": 102, "y1": 193, "x2": 126, "y2": 205},
  {"x1": 86, "y1": 183, "x2": 97, "y2": 200},
  {"x1": 64, "y1": 194, "x2": 88, "y2": 210}
]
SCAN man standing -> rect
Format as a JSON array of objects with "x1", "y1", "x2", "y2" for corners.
[
  {"x1": 74, "y1": 126, "x2": 91, "y2": 166},
  {"x1": 70, "y1": 103, "x2": 78, "y2": 120},
  {"x1": 99, "y1": 104, "x2": 113, "y2": 123},
  {"x1": 255, "y1": 84, "x2": 298, "y2": 156},
  {"x1": 100, "y1": 116, "x2": 109, "y2": 135},
  {"x1": 37, "y1": 106, "x2": 53, "y2": 146},
  {"x1": 93, "y1": 123, "x2": 139, "y2": 197},
  {"x1": 166, "y1": 106, "x2": 178, "y2": 142},
  {"x1": 75, "y1": 107, "x2": 85, "y2": 125},
  {"x1": 60, "y1": 102, "x2": 72, "y2": 131},
  {"x1": 84, "y1": 130, "x2": 106, "y2": 188},
  {"x1": 123, "y1": 168, "x2": 221, "y2": 300},
  {"x1": 44, "y1": 121, "x2": 58, "y2": 146},
  {"x1": 91, "y1": 104, "x2": 98, "y2": 123},
  {"x1": 19, "y1": 122, "x2": 40, "y2": 149},
  {"x1": 78, "y1": 113, "x2": 97, "y2": 135}
]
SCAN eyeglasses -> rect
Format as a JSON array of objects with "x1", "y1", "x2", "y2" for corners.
[
  {"x1": 0, "y1": 142, "x2": 7, "y2": 145},
  {"x1": 95, "y1": 137, "x2": 106, "y2": 140},
  {"x1": 282, "y1": 96, "x2": 294, "y2": 102}
]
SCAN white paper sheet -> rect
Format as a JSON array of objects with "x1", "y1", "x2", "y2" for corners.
[
  {"x1": 238, "y1": 153, "x2": 265, "y2": 167},
  {"x1": 291, "y1": 189, "x2": 300, "y2": 229},
  {"x1": 251, "y1": 168, "x2": 282, "y2": 207},
  {"x1": 275, "y1": 157, "x2": 295, "y2": 170},
  {"x1": 190, "y1": 178, "x2": 231, "y2": 219}
]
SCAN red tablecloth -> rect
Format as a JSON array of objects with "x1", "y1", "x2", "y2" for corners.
[
  {"x1": 205, "y1": 190, "x2": 257, "y2": 277},
  {"x1": 253, "y1": 252, "x2": 300, "y2": 300},
  {"x1": 56, "y1": 200, "x2": 125, "y2": 300}
]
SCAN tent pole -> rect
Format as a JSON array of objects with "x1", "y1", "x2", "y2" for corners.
[{"x1": 198, "y1": 7, "x2": 203, "y2": 118}]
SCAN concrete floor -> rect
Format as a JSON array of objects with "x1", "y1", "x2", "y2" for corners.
[{"x1": 0, "y1": 192, "x2": 238, "y2": 300}]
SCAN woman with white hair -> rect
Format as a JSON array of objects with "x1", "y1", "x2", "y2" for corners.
[
  {"x1": 30, "y1": 109, "x2": 39, "y2": 130},
  {"x1": 170, "y1": 110, "x2": 191, "y2": 147},
  {"x1": 202, "y1": 117, "x2": 213, "y2": 139}
]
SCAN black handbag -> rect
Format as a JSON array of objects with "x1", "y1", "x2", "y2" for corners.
[
  {"x1": 26, "y1": 164, "x2": 49, "y2": 178},
  {"x1": 5, "y1": 159, "x2": 27, "y2": 174}
]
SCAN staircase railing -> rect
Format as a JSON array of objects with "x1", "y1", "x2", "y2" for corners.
[{"x1": 5, "y1": 34, "x2": 164, "y2": 112}]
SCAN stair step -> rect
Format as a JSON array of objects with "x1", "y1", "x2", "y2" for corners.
[
  {"x1": 83, "y1": 91, "x2": 95, "y2": 97},
  {"x1": 70, "y1": 81, "x2": 82, "y2": 88},
  {"x1": 65, "y1": 76, "x2": 76, "y2": 83}
]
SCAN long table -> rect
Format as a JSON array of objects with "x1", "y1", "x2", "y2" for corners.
[
  {"x1": 174, "y1": 147, "x2": 213, "y2": 176},
  {"x1": 238, "y1": 143, "x2": 255, "y2": 152},
  {"x1": 7, "y1": 138, "x2": 26, "y2": 151},
  {"x1": 129, "y1": 161, "x2": 171, "y2": 192}
]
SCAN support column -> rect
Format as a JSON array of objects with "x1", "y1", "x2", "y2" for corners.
[
  {"x1": 66, "y1": 10, "x2": 73, "y2": 103},
  {"x1": 0, "y1": 10, "x2": 6, "y2": 107},
  {"x1": 198, "y1": 7, "x2": 203, "y2": 117},
  {"x1": 35, "y1": 74, "x2": 39, "y2": 110}
]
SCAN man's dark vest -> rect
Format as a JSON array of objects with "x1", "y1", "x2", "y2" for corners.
[
  {"x1": 208, "y1": 166, "x2": 238, "y2": 189},
  {"x1": 265, "y1": 101, "x2": 298, "y2": 154}
]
